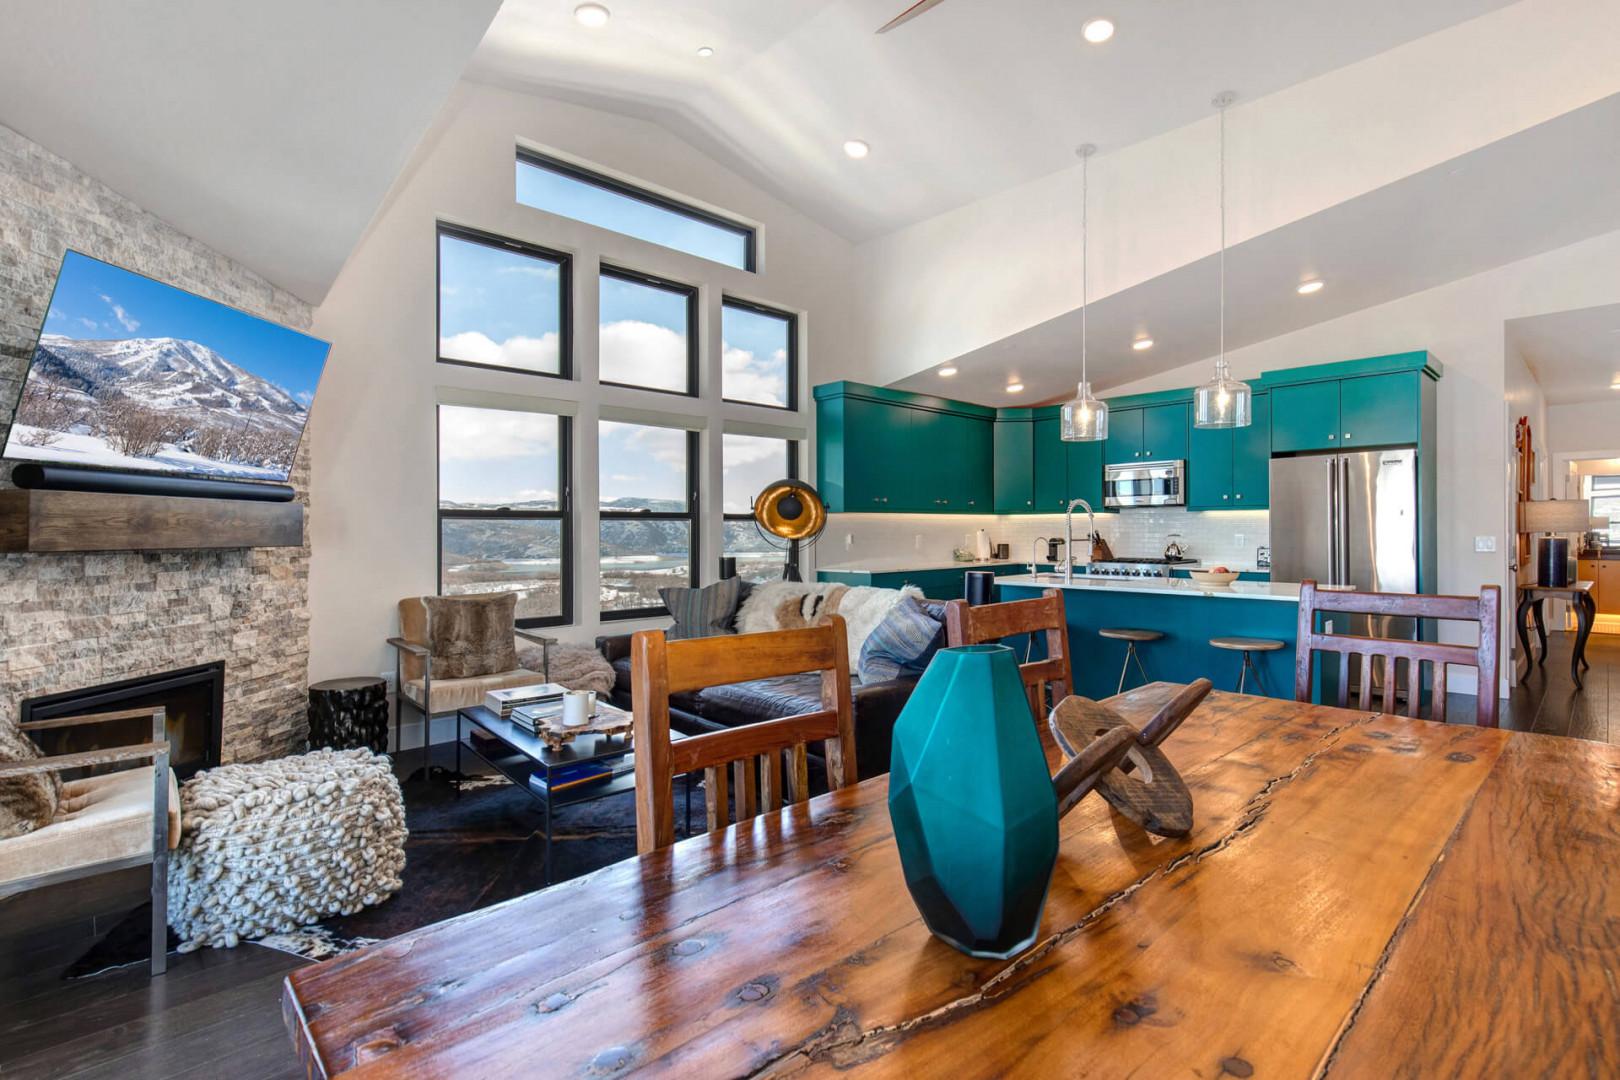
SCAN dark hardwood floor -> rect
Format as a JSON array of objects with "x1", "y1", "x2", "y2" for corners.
[{"x1": 2, "y1": 640, "x2": 1612, "y2": 1079}]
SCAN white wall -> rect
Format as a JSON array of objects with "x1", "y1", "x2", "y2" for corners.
[
  {"x1": 307, "y1": 81, "x2": 854, "y2": 686},
  {"x1": 1546, "y1": 401, "x2": 1620, "y2": 457},
  {"x1": 837, "y1": 0, "x2": 1620, "y2": 387},
  {"x1": 1099, "y1": 227, "x2": 1620, "y2": 694}
]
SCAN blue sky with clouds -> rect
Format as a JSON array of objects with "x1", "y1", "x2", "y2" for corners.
[{"x1": 41, "y1": 250, "x2": 328, "y2": 403}]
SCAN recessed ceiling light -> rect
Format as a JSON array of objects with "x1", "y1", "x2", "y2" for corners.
[
  {"x1": 1006, "y1": 382, "x2": 1025, "y2": 394},
  {"x1": 1297, "y1": 279, "x2": 1325, "y2": 295},
  {"x1": 843, "y1": 139, "x2": 871, "y2": 160},
  {"x1": 1132, "y1": 337, "x2": 1154, "y2": 351},
  {"x1": 938, "y1": 365, "x2": 958, "y2": 377},
  {"x1": 573, "y1": 3, "x2": 610, "y2": 28},
  {"x1": 1082, "y1": 18, "x2": 1115, "y2": 43},
  {"x1": 696, "y1": 45, "x2": 714, "y2": 58}
]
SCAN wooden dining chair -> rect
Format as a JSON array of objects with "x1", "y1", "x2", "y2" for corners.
[
  {"x1": 630, "y1": 618, "x2": 857, "y2": 854},
  {"x1": 1295, "y1": 581, "x2": 1501, "y2": 727},
  {"x1": 944, "y1": 589, "x2": 1073, "y2": 720}
]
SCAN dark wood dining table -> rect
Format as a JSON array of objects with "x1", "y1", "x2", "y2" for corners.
[{"x1": 282, "y1": 684, "x2": 1620, "y2": 1078}]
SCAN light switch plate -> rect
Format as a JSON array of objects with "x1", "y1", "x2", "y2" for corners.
[{"x1": 1474, "y1": 536, "x2": 1497, "y2": 553}]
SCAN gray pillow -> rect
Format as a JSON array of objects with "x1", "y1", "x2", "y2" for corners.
[
  {"x1": 857, "y1": 594, "x2": 944, "y2": 683},
  {"x1": 660, "y1": 577, "x2": 743, "y2": 638}
]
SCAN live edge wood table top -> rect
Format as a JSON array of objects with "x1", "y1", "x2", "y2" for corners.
[{"x1": 281, "y1": 685, "x2": 1620, "y2": 1079}]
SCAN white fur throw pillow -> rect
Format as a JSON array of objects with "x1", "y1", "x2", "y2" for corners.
[
  {"x1": 733, "y1": 581, "x2": 921, "y2": 666},
  {"x1": 734, "y1": 582, "x2": 824, "y2": 635}
]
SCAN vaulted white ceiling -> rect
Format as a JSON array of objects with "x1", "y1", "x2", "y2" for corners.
[
  {"x1": 1509, "y1": 302, "x2": 1620, "y2": 406},
  {"x1": 0, "y1": 0, "x2": 504, "y2": 304},
  {"x1": 470, "y1": 0, "x2": 1515, "y2": 242}
]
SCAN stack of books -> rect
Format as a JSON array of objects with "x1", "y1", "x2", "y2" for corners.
[
  {"x1": 509, "y1": 700, "x2": 568, "y2": 736},
  {"x1": 528, "y1": 754, "x2": 634, "y2": 797},
  {"x1": 484, "y1": 683, "x2": 566, "y2": 721}
]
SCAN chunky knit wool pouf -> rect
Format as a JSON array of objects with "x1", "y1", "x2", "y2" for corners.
[{"x1": 168, "y1": 748, "x2": 407, "y2": 950}]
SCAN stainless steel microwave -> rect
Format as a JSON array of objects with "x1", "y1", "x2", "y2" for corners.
[{"x1": 1104, "y1": 460, "x2": 1185, "y2": 508}]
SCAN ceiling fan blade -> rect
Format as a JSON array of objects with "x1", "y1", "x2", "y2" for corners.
[{"x1": 876, "y1": 0, "x2": 947, "y2": 34}]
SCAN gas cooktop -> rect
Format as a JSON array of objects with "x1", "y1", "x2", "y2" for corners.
[
  {"x1": 1088, "y1": 556, "x2": 1201, "y2": 578},
  {"x1": 1094, "y1": 556, "x2": 1199, "y2": 565}
]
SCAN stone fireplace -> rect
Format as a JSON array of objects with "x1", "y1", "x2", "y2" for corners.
[
  {"x1": 21, "y1": 662, "x2": 225, "y2": 778},
  {"x1": 0, "y1": 124, "x2": 314, "y2": 763}
]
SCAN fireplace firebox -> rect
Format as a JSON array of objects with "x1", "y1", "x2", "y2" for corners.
[{"x1": 21, "y1": 662, "x2": 225, "y2": 778}]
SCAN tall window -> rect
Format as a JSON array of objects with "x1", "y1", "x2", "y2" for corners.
[
  {"x1": 599, "y1": 421, "x2": 698, "y2": 618},
  {"x1": 1590, "y1": 475, "x2": 1620, "y2": 545},
  {"x1": 438, "y1": 224, "x2": 569, "y2": 377},
  {"x1": 721, "y1": 298, "x2": 796, "y2": 409},
  {"x1": 438, "y1": 404, "x2": 571, "y2": 627},
  {"x1": 517, "y1": 151, "x2": 755, "y2": 271},
  {"x1": 598, "y1": 268, "x2": 696, "y2": 395},
  {"x1": 722, "y1": 434, "x2": 797, "y2": 582}
]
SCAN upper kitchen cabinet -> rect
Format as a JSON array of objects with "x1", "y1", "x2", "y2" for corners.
[
  {"x1": 993, "y1": 415, "x2": 1035, "y2": 513},
  {"x1": 1106, "y1": 402, "x2": 1189, "y2": 464},
  {"x1": 1188, "y1": 393, "x2": 1270, "y2": 509},
  {"x1": 1266, "y1": 352, "x2": 1440, "y2": 454},
  {"x1": 814, "y1": 382, "x2": 994, "y2": 514},
  {"x1": 1065, "y1": 433, "x2": 1105, "y2": 511},
  {"x1": 1033, "y1": 415, "x2": 1069, "y2": 513}
]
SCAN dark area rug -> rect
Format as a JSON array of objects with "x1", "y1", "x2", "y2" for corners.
[{"x1": 67, "y1": 753, "x2": 698, "y2": 978}]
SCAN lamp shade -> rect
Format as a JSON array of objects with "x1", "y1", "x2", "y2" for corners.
[{"x1": 1520, "y1": 499, "x2": 1593, "y2": 534}]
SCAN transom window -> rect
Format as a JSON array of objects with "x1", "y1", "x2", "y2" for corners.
[
  {"x1": 437, "y1": 224, "x2": 569, "y2": 378},
  {"x1": 1590, "y1": 474, "x2": 1620, "y2": 545},
  {"x1": 437, "y1": 404, "x2": 572, "y2": 627},
  {"x1": 517, "y1": 151, "x2": 755, "y2": 271},
  {"x1": 722, "y1": 433, "x2": 798, "y2": 583},
  {"x1": 599, "y1": 420, "x2": 699, "y2": 618},
  {"x1": 598, "y1": 267, "x2": 697, "y2": 396},
  {"x1": 722, "y1": 298, "x2": 796, "y2": 409}
]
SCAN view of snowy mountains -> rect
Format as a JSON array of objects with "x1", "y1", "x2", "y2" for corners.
[{"x1": 4, "y1": 333, "x2": 312, "y2": 481}]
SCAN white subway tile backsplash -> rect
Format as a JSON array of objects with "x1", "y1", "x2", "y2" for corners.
[{"x1": 821, "y1": 509, "x2": 1271, "y2": 572}]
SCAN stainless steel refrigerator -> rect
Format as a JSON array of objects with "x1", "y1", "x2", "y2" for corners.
[{"x1": 1271, "y1": 450, "x2": 1420, "y2": 690}]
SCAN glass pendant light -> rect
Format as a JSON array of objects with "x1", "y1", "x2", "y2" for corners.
[
  {"x1": 1061, "y1": 144, "x2": 1107, "y2": 441},
  {"x1": 1194, "y1": 92, "x2": 1252, "y2": 429}
]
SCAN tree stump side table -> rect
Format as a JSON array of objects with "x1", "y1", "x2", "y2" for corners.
[{"x1": 309, "y1": 677, "x2": 389, "y2": 753}]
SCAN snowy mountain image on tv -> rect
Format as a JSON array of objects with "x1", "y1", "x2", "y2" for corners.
[{"x1": 3, "y1": 251, "x2": 330, "y2": 483}]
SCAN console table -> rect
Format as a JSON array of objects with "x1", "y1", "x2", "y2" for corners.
[{"x1": 1515, "y1": 579, "x2": 1595, "y2": 689}]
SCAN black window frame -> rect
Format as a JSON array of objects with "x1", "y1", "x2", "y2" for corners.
[
  {"x1": 435, "y1": 221, "x2": 573, "y2": 380},
  {"x1": 517, "y1": 149, "x2": 757, "y2": 273},
  {"x1": 722, "y1": 436, "x2": 800, "y2": 581},
  {"x1": 598, "y1": 426, "x2": 701, "y2": 622},
  {"x1": 597, "y1": 265, "x2": 700, "y2": 398},
  {"x1": 720, "y1": 296, "x2": 799, "y2": 412},
  {"x1": 435, "y1": 406, "x2": 574, "y2": 630}
]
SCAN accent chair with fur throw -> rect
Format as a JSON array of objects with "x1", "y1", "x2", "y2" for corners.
[{"x1": 387, "y1": 592, "x2": 548, "y2": 757}]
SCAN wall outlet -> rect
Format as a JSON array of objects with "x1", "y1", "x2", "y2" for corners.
[
  {"x1": 1234, "y1": 533, "x2": 1245, "y2": 548},
  {"x1": 844, "y1": 532, "x2": 853, "y2": 551},
  {"x1": 914, "y1": 533, "x2": 922, "y2": 551},
  {"x1": 1475, "y1": 536, "x2": 1497, "y2": 553}
]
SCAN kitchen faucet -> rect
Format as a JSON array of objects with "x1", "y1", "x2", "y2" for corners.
[
  {"x1": 1030, "y1": 537, "x2": 1049, "y2": 576},
  {"x1": 1064, "y1": 500, "x2": 1096, "y2": 585}
]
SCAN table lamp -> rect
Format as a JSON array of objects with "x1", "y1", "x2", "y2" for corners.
[{"x1": 1521, "y1": 500, "x2": 1592, "y2": 586}]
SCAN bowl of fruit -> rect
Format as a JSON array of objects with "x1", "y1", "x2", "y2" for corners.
[{"x1": 1188, "y1": 566, "x2": 1240, "y2": 586}]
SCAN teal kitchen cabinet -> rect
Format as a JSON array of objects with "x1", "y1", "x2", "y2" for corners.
[
  {"x1": 816, "y1": 382, "x2": 995, "y2": 514},
  {"x1": 1065, "y1": 435, "x2": 1105, "y2": 511},
  {"x1": 1270, "y1": 380, "x2": 1341, "y2": 453},
  {"x1": 994, "y1": 418, "x2": 1035, "y2": 514},
  {"x1": 1104, "y1": 409, "x2": 1143, "y2": 465},
  {"x1": 1190, "y1": 393, "x2": 1271, "y2": 509},
  {"x1": 1033, "y1": 416, "x2": 1069, "y2": 513},
  {"x1": 1140, "y1": 403, "x2": 1188, "y2": 462},
  {"x1": 912, "y1": 410, "x2": 992, "y2": 512},
  {"x1": 1339, "y1": 371, "x2": 1419, "y2": 449},
  {"x1": 1231, "y1": 392, "x2": 1270, "y2": 507},
  {"x1": 840, "y1": 396, "x2": 914, "y2": 510}
]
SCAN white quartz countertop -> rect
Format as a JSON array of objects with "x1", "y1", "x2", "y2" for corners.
[
  {"x1": 816, "y1": 558, "x2": 1028, "y2": 574},
  {"x1": 997, "y1": 573, "x2": 1302, "y2": 603}
]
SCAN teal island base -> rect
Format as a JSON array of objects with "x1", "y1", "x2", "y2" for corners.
[{"x1": 997, "y1": 577, "x2": 1300, "y2": 701}]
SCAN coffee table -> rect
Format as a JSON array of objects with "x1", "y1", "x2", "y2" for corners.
[{"x1": 455, "y1": 704, "x2": 693, "y2": 885}]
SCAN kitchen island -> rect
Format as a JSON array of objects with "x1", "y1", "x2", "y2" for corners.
[{"x1": 997, "y1": 573, "x2": 1301, "y2": 698}]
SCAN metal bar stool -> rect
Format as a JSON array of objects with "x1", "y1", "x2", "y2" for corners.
[
  {"x1": 1209, "y1": 636, "x2": 1286, "y2": 694},
  {"x1": 1098, "y1": 628, "x2": 1164, "y2": 694}
]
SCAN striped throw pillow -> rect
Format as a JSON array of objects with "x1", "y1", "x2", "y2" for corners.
[
  {"x1": 857, "y1": 594, "x2": 944, "y2": 683},
  {"x1": 660, "y1": 577, "x2": 743, "y2": 638}
]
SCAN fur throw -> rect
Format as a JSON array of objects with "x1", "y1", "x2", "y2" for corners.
[
  {"x1": 0, "y1": 723, "x2": 58, "y2": 840},
  {"x1": 424, "y1": 593, "x2": 518, "y2": 679},
  {"x1": 734, "y1": 581, "x2": 920, "y2": 662},
  {"x1": 168, "y1": 748, "x2": 406, "y2": 951},
  {"x1": 518, "y1": 643, "x2": 616, "y2": 695},
  {"x1": 735, "y1": 582, "x2": 837, "y2": 635},
  {"x1": 823, "y1": 586, "x2": 924, "y2": 663}
]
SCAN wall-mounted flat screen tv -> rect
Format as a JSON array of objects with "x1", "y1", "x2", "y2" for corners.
[{"x1": 2, "y1": 251, "x2": 330, "y2": 484}]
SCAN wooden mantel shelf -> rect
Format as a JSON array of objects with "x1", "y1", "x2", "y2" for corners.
[{"x1": 0, "y1": 488, "x2": 304, "y2": 553}]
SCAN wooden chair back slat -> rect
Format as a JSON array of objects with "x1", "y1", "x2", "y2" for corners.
[
  {"x1": 632, "y1": 618, "x2": 857, "y2": 853},
  {"x1": 944, "y1": 590, "x2": 1073, "y2": 721},
  {"x1": 1294, "y1": 581, "x2": 1501, "y2": 727}
]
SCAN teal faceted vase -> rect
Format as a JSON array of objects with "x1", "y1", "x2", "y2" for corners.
[{"x1": 888, "y1": 644, "x2": 1059, "y2": 959}]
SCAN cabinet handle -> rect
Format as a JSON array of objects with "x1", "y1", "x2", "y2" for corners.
[
  {"x1": 1328, "y1": 434, "x2": 1337, "y2": 440},
  {"x1": 1222, "y1": 494, "x2": 1229, "y2": 500},
  {"x1": 1344, "y1": 432, "x2": 1351, "y2": 439},
  {"x1": 1235, "y1": 493, "x2": 1243, "y2": 500}
]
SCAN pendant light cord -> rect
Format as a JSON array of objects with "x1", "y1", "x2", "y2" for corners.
[
  {"x1": 1081, "y1": 149, "x2": 1089, "y2": 387},
  {"x1": 1218, "y1": 99, "x2": 1226, "y2": 371}
]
